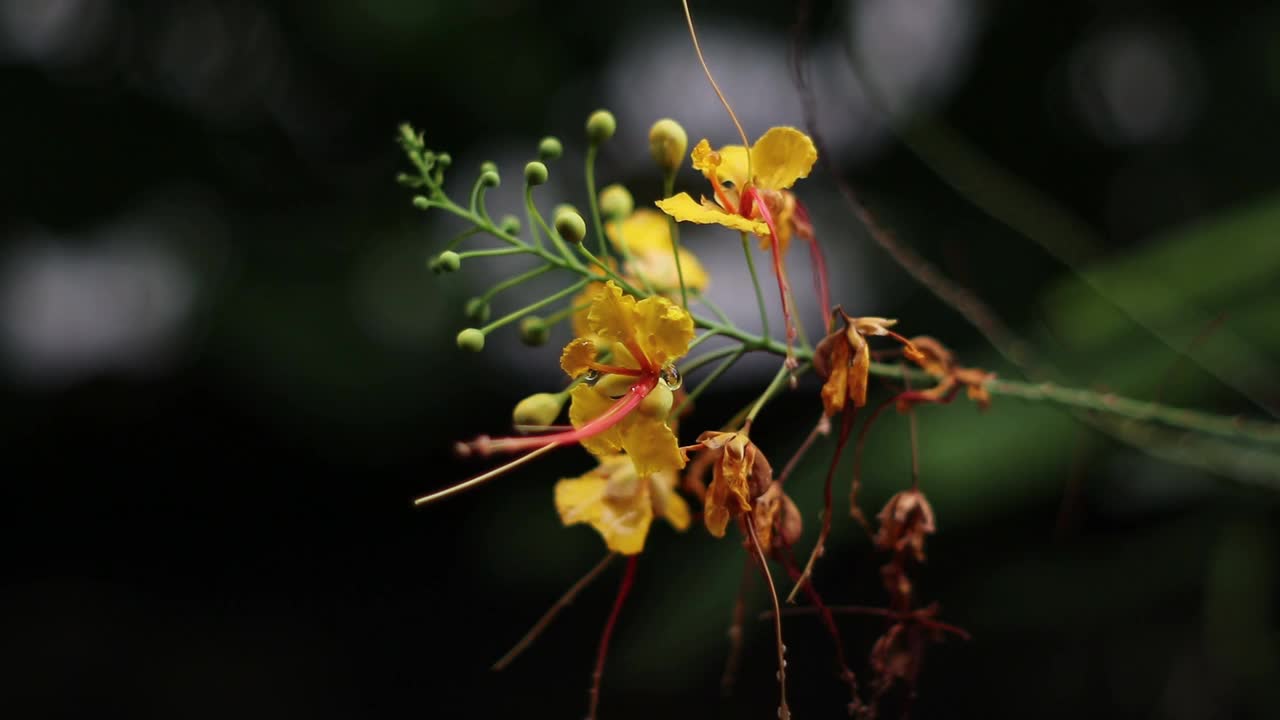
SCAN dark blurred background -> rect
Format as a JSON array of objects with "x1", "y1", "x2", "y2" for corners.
[{"x1": 3, "y1": 0, "x2": 1279, "y2": 718}]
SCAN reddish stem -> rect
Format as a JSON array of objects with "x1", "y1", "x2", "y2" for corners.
[
  {"x1": 587, "y1": 555, "x2": 639, "y2": 720},
  {"x1": 787, "y1": 406, "x2": 856, "y2": 603},
  {"x1": 793, "y1": 200, "x2": 832, "y2": 332},
  {"x1": 743, "y1": 187, "x2": 798, "y2": 363}
]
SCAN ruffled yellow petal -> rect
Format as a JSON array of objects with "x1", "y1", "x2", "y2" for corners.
[
  {"x1": 627, "y1": 247, "x2": 710, "y2": 294},
  {"x1": 555, "y1": 471, "x2": 653, "y2": 555},
  {"x1": 618, "y1": 413, "x2": 684, "y2": 478},
  {"x1": 568, "y1": 384, "x2": 624, "y2": 456},
  {"x1": 750, "y1": 127, "x2": 817, "y2": 190},
  {"x1": 608, "y1": 210, "x2": 710, "y2": 294},
  {"x1": 560, "y1": 338, "x2": 597, "y2": 378},
  {"x1": 690, "y1": 139, "x2": 716, "y2": 173},
  {"x1": 586, "y1": 281, "x2": 637, "y2": 346},
  {"x1": 649, "y1": 471, "x2": 691, "y2": 531},
  {"x1": 655, "y1": 193, "x2": 768, "y2": 235},
  {"x1": 632, "y1": 295, "x2": 695, "y2": 368},
  {"x1": 570, "y1": 282, "x2": 605, "y2": 339},
  {"x1": 713, "y1": 145, "x2": 750, "y2": 188}
]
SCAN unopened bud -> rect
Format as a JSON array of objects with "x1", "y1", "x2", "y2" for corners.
[
  {"x1": 512, "y1": 392, "x2": 565, "y2": 427},
  {"x1": 464, "y1": 297, "x2": 490, "y2": 324},
  {"x1": 586, "y1": 109, "x2": 617, "y2": 144},
  {"x1": 537, "y1": 136, "x2": 563, "y2": 161},
  {"x1": 436, "y1": 153, "x2": 452, "y2": 169},
  {"x1": 412, "y1": 195, "x2": 431, "y2": 210},
  {"x1": 456, "y1": 328, "x2": 486, "y2": 352},
  {"x1": 524, "y1": 161, "x2": 548, "y2": 186},
  {"x1": 598, "y1": 184, "x2": 634, "y2": 220},
  {"x1": 649, "y1": 118, "x2": 687, "y2": 173},
  {"x1": 479, "y1": 169, "x2": 500, "y2": 188},
  {"x1": 554, "y1": 209, "x2": 587, "y2": 245},
  {"x1": 499, "y1": 214, "x2": 521, "y2": 235},
  {"x1": 432, "y1": 251, "x2": 461, "y2": 273},
  {"x1": 519, "y1": 316, "x2": 549, "y2": 346}
]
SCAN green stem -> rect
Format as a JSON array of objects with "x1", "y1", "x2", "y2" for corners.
[
  {"x1": 481, "y1": 280, "x2": 589, "y2": 335},
  {"x1": 528, "y1": 187, "x2": 581, "y2": 267},
  {"x1": 577, "y1": 244, "x2": 644, "y2": 296},
  {"x1": 663, "y1": 173, "x2": 689, "y2": 308},
  {"x1": 443, "y1": 227, "x2": 482, "y2": 253},
  {"x1": 457, "y1": 247, "x2": 529, "y2": 260},
  {"x1": 694, "y1": 292, "x2": 733, "y2": 326},
  {"x1": 544, "y1": 300, "x2": 592, "y2": 327},
  {"x1": 680, "y1": 345, "x2": 744, "y2": 376},
  {"x1": 585, "y1": 144, "x2": 609, "y2": 259},
  {"x1": 610, "y1": 221, "x2": 657, "y2": 295},
  {"x1": 741, "y1": 232, "x2": 770, "y2": 340},
  {"x1": 745, "y1": 362, "x2": 803, "y2": 426},
  {"x1": 675, "y1": 347, "x2": 746, "y2": 417},
  {"x1": 522, "y1": 184, "x2": 545, "y2": 251},
  {"x1": 481, "y1": 264, "x2": 554, "y2": 303},
  {"x1": 469, "y1": 175, "x2": 495, "y2": 224}
]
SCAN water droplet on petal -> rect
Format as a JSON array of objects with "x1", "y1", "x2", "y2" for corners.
[
  {"x1": 660, "y1": 363, "x2": 682, "y2": 390},
  {"x1": 583, "y1": 369, "x2": 600, "y2": 384}
]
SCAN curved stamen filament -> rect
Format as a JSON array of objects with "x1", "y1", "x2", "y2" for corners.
[
  {"x1": 587, "y1": 362, "x2": 644, "y2": 377},
  {"x1": 744, "y1": 187, "x2": 798, "y2": 365}
]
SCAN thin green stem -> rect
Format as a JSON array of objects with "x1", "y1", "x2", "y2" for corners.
[
  {"x1": 745, "y1": 362, "x2": 801, "y2": 426},
  {"x1": 741, "y1": 232, "x2": 770, "y2": 339},
  {"x1": 481, "y1": 264, "x2": 554, "y2": 303},
  {"x1": 443, "y1": 227, "x2": 483, "y2": 253},
  {"x1": 680, "y1": 344, "x2": 744, "y2": 376},
  {"x1": 458, "y1": 247, "x2": 529, "y2": 260},
  {"x1": 528, "y1": 187, "x2": 580, "y2": 267},
  {"x1": 469, "y1": 175, "x2": 495, "y2": 224},
  {"x1": 663, "y1": 173, "x2": 689, "y2": 308},
  {"x1": 544, "y1": 300, "x2": 592, "y2": 327},
  {"x1": 481, "y1": 280, "x2": 589, "y2": 335},
  {"x1": 685, "y1": 329, "x2": 722, "y2": 354},
  {"x1": 577, "y1": 244, "x2": 643, "y2": 296},
  {"x1": 522, "y1": 184, "x2": 545, "y2": 251},
  {"x1": 675, "y1": 347, "x2": 746, "y2": 416},
  {"x1": 694, "y1": 292, "x2": 733, "y2": 326},
  {"x1": 585, "y1": 145, "x2": 609, "y2": 259},
  {"x1": 610, "y1": 221, "x2": 657, "y2": 295}
]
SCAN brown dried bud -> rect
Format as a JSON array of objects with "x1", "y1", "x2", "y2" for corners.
[{"x1": 874, "y1": 489, "x2": 937, "y2": 562}]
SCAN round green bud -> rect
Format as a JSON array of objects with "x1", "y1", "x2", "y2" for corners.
[
  {"x1": 598, "y1": 184, "x2": 634, "y2": 220},
  {"x1": 554, "y1": 209, "x2": 587, "y2": 244},
  {"x1": 649, "y1": 118, "x2": 687, "y2": 173},
  {"x1": 519, "y1": 316, "x2": 550, "y2": 346},
  {"x1": 512, "y1": 392, "x2": 566, "y2": 427},
  {"x1": 479, "y1": 170, "x2": 500, "y2": 188},
  {"x1": 480, "y1": 161, "x2": 498, "y2": 175},
  {"x1": 456, "y1": 328, "x2": 486, "y2": 352},
  {"x1": 586, "y1": 109, "x2": 617, "y2": 144},
  {"x1": 553, "y1": 202, "x2": 579, "y2": 219},
  {"x1": 464, "y1": 297, "x2": 491, "y2": 324},
  {"x1": 537, "y1": 136, "x2": 563, "y2": 161},
  {"x1": 434, "y1": 251, "x2": 461, "y2": 273},
  {"x1": 412, "y1": 195, "x2": 431, "y2": 210},
  {"x1": 524, "y1": 161, "x2": 548, "y2": 186},
  {"x1": 436, "y1": 153, "x2": 452, "y2": 169},
  {"x1": 499, "y1": 214, "x2": 521, "y2": 234}
]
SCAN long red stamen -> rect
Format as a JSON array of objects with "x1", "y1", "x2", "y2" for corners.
[
  {"x1": 744, "y1": 187, "x2": 798, "y2": 366},
  {"x1": 587, "y1": 362, "x2": 644, "y2": 377},
  {"x1": 587, "y1": 555, "x2": 638, "y2": 720},
  {"x1": 793, "y1": 200, "x2": 832, "y2": 332},
  {"x1": 414, "y1": 377, "x2": 658, "y2": 506},
  {"x1": 711, "y1": 180, "x2": 739, "y2": 215},
  {"x1": 787, "y1": 405, "x2": 856, "y2": 603},
  {"x1": 465, "y1": 376, "x2": 657, "y2": 456}
]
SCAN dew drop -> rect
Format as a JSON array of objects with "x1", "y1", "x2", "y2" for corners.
[
  {"x1": 660, "y1": 363, "x2": 682, "y2": 390},
  {"x1": 583, "y1": 369, "x2": 600, "y2": 384}
]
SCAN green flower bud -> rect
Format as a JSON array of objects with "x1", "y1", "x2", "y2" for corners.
[
  {"x1": 435, "y1": 153, "x2": 452, "y2": 169},
  {"x1": 649, "y1": 118, "x2": 687, "y2": 173},
  {"x1": 480, "y1": 161, "x2": 498, "y2": 175},
  {"x1": 598, "y1": 184, "x2": 634, "y2": 220},
  {"x1": 519, "y1": 316, "x2": 550, "y2": 346},
  {"x1": 412, "y1": 195, "x2": 431, "y2": 210},
  {"x1": 512, "y1": 392, "x2": 566, "y2": 428},
  {"x1": 524, "y1": 161, "x2": 548, "y2": 186},
  {"x1": 456, "y1": 328, "x2": 486, "y2": 352},
  {"x1": 554, "y1": 209, "x2": 587, "y2": 245},
  {"x1": 464, "y1": 297, "x2": 491, "y2": 324},
  {"x1": 499, "y1": 214, "x2": 521, "y2": 235},
  {"x1": 434, "y1": 251, "x2": 461, "y2": 273},
  {"x1": 553, "y1": 203, "x2": 579, "y2": 218},
  {"x1": 537, "y1": 136, "x2": 563, "y2": 161},
  {"x1": 479, "y1": 170, "x2": 500, "y2": 188},
  {"x1": 586, "y1": 109, "x2": 617, "y2": 144}
]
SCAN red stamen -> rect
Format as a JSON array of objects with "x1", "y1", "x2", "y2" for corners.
[
  {"x1": 793, "y1": 200, "x2": 832, "y2": 332},
  {"x1": 587, "y1": 362, "x2": 644, "y2": 377},
  {"x1": 744, "y1": 187, "x2": 798, "y2": 366},
  {"x1": 623, "y1": 340, "x2": 654, "y2": 373},
  {"x1": 586, "y1": 555, "x2": 638, "y2": 720},
  {"x1": 787, "y1": 405, "x2": 856, "y2": 603}
]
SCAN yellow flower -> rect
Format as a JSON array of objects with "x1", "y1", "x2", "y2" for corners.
[
  {"x1": 560, "y1": 281, "x2": 695, "y2": 478},
  {"x1": 554, "y1": 454, "x2": 691, "y2": 555},
  {"x1": 606, "y1": 209, "x2": 710, "y2": 294},
  {"x1": 655, "y1": 126, "x2": 817, "y2": 252}
]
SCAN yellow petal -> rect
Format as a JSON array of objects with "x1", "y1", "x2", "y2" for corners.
[
  {"x1": 819, "y1": 339, "x2": 851, "y2": 417},
  {"x1": 555, "y1": 472, "x2": 653, "y2": 555},
  {"x1": 560, "y1": 338, "x2": 597, "y2": 378},
  {"x1": 632, "y1": 295, "x2": 694, "y2": 368},
  {"x1": 570, "y1": 283, "x2": 605, "y2": 339},
  {"x1": 713, "y1": 145, "x2": 750, "y2": 188},
  {"x1": 586, "y1": 281, "x2": 637, "y2": 346},
  {"x1": 568, "y1": 384, "x2": 624, "y2": 456},
  {"x1": 619, "y1": 413, "x2": 684, "y2": 478},
  {"x1": 650, "y1": 471, "x2": 692, "y2": 531},
  {"x1": 611, "y1": 210, "x2": 710, "y2": 294},
  {"x1": 750, "y1": 127, "x2": 817, "y2": 190},
  {"x1": 608, "y1": 209, "x2": 670, "y2": 255},
  {"x1": 655, "y1": 193, "x2": 768, "y2": 235},
  {"x1": 690, "y1": 139, "x2": 716, "y2": 173}
]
